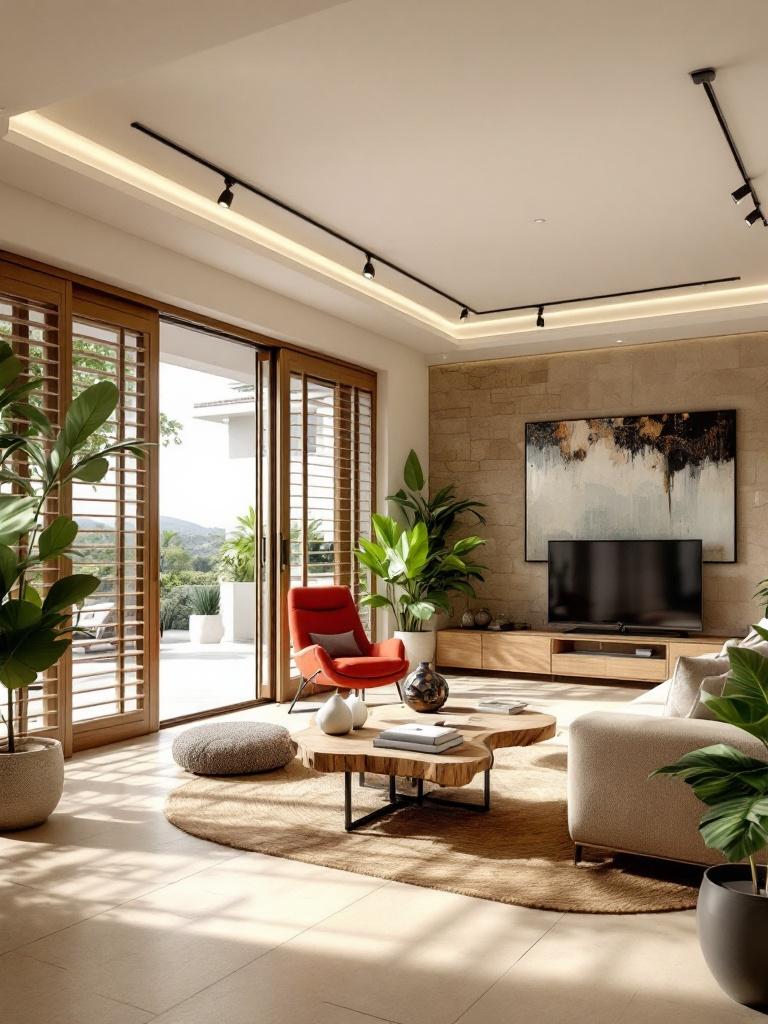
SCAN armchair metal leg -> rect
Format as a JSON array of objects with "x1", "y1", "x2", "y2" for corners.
[
  {"x1": 395, "y1": 679, "x2": 404, "y2": 701},
  {"x1": 288, "y1": 671, "x2": 320, "y2": 714}
]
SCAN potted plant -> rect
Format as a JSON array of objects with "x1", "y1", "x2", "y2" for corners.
[
  {"x1": 0, "y1": 341, "x2": 146, "y2": 831},
  {"x1": 218, "y1": 506, "x2": 256, "y2": 642},
  {"x1": 355, "y1": 511, "x2": 485, "y2": 670},
  {"x1": 188, "y1": 585, "x2": 224, "y2": 645},
  {"x1": 652, "y1": 626, "x2": 768, "y2": 1009}
]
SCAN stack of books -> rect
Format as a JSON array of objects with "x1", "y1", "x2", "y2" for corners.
[
  {"x1": 373, "y1": 722, "x2": 463, "y2": 754},
  {"x1": 477, "y1": 699, "x2": 528, "y2": 715}
]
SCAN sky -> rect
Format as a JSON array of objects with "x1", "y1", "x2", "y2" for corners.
[{"x1": 159, "y1": 362, "x2": 256, "y2": 531}]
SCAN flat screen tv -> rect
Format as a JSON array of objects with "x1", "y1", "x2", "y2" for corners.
[{"x1": 547, "y1": 539, "x2": 703, "y2": 633}]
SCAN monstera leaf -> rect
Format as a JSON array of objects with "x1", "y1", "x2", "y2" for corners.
[{"x1": 699, "y1": 794, "x2": 768, "y2": 862}]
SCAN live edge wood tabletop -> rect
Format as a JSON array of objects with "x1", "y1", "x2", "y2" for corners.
[{"x1": 295, "y1": 704, "x2": 557, "y2": 788}]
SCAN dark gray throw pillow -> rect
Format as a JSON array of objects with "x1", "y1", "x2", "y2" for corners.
[{"x1": 308, "y1": 630, "x2": 362, "y2": 657}]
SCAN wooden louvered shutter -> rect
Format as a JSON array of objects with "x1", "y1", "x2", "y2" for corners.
[
  {"x1": 0, "y1": 262, "x2": 70, "y2": 749},
  {"x1": 69, "y1": 290, "x2": 158, "y2": 751},
  {"x1": 279, "y1": 350, "x2": 375, "y2": 699}
]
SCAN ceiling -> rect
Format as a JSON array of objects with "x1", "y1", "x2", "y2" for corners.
[{"x1": 1, "y1": 0, "x2": 768, "y2": 360}]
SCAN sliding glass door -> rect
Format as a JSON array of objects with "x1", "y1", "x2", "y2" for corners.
[{"x1": 158, "y1": 322, "x2": 273, "y2": 721}]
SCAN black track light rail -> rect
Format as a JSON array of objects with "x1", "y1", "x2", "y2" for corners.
[
  {"x1": 477, "y1": 275, "x2": 741, "y2": 317},
  {"x1": 690, "y1": 68, "x2": 767, "y2": 227},
  {"x1": 131, "y1": 119, "x2": 741, "y2": 325},
  {"x1": 130, "y1": 120, "x2": 473, "y2": 312}
]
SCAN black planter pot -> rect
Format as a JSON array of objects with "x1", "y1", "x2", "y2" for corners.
[{"x1": 697, "y1": 864, "x2": 768, "y2": 1010}]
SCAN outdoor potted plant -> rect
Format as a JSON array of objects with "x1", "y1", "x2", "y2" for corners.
[
  {"x1": 652, "y1": 625, "x2": 768, "y2": 1010},
  {"x1": 188, "y1": 584, "x2": 224, "y2": 645},
  {"x1": 218, "y1": 506, "x2": 256, "y2": 642},
  {"x1": 0, "y1": 340, "x2": 146, "y2": 831},
  {"x1": 355, "y1": 505, "x2": 485, "y2": 669}
]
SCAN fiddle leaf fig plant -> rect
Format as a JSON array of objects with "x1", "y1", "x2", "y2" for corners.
[
  {"x1": 652, "y1": 624, "x2": 768, "y2": 894},
  {"x1": 0, "y1": 340, "x2": 147, "y2": 753}
]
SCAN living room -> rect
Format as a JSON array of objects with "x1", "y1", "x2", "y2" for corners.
[{"x1": 1, "y1": 2, "x2": 768, "y2": 1022}]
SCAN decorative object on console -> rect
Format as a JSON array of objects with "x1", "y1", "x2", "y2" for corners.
[
  {"x1": 525, "y1": 410, "x2": 736, "y2": 562},
  {"x1": 652, "y1": 625, "x2": 768, "y2": 1010},
  {"x1": 403, "y1": 660, "x2": 449, "y2": 713},
  {"x1": 473, "y1": 608, "x2": 492, "y2": 629},
  {"x1": 460, "y1": 609, "x2": 476, "y2": 629},
  {"x1": 316, "y1": 691, "x2": 354, "y2": 735},
  {"x1": 344, "y1": 692, "x2": 368, "y2": 729}
]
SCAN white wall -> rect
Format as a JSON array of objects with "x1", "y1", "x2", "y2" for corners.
[{"x1": 0, "y1": 182, "x2": 429, "y2": 504}]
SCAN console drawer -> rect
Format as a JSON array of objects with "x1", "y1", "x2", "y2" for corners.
[
  {"x1": 602, "y1": 655, "x2": 667, "y2": 682},
  {"x1": 551, "y1": 653, "x2": 608, "y2": 677}
]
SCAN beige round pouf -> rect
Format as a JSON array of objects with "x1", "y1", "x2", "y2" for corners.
[
  {"x1": 172, "y1": 722, "x2": 295, "y2": 776},
  {"x1": 0, "y1": 737, "x2": 65, "y2": 832}
]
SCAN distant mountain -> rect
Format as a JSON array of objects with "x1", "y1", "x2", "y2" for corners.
[{"x1": 160, "y1": 516, "x2": 225, "y2": 538}]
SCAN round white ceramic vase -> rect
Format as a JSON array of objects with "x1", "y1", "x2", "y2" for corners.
[
  {"x1": 316, "y1": 692, "x2": 353, "y2": 735},
  {"x1": 344, "y1": 693, "x2": 368, "y2": 728}
]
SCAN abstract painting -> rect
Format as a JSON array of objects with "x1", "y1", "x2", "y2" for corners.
[{"x1": 525, "y1": 410, "x2": 736, "y2": 562}]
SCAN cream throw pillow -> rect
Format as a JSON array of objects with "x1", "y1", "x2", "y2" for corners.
[
  {"x1": 689, "y1": 671, "x2": 730, "y2": 720},
  {"x1": 664, "y1": 653, "x2": 731, "y2": 718}
]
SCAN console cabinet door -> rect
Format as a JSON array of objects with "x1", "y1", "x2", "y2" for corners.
[
  {"x1": 482, "y1": 633, "x2": 551, "y2": 673},
  {"x1": 436, "y1": 631, "x2": 482, "y2": 669}
]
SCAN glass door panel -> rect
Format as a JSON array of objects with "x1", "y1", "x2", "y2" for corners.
[{"x1": 159, "y1": 322, "x2": 266, "y2": 721}]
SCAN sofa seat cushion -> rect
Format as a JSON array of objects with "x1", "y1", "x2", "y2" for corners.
[{"x1": 631, "y1": 680, "x2": 671, "y2": 706}]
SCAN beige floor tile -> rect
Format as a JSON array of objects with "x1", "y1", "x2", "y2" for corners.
[
  {"x1": 454, "y1": 910, "x2": 752, "y2": 1023},
  {"x1": 0, "y1": 880, "x2": 115, "y2": 955},
  {"x1": 20, "y1": 855, "x2": 386, "y2": 1014},
  {"x1": 151, "y1": 880, "x2": 561, "y2": 1024},
  {"x1": 0, "y1": 952, "x2": 153, "y2": 1024}
]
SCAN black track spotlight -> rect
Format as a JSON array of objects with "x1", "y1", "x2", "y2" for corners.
[
  {"x1": 217, "y1": 177, "x2": 235, "y2": 209},
  {"x1": 362, "y1": 254, "x2": 375, "y2": 280},
  {"x1": 731, "y1": 183, "x2": 751, "y2": 205},
  {"x1": 459, "y1": 306, "x2": 469, "y2": 321},
  {"x1": 745, "y1": 207, "x2": 761, "y2": 227},
  {"x1": 536, "y1": 305, "x2": 545, "y2": 328}
]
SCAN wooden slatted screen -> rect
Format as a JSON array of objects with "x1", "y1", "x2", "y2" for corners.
[
  {"x1": 279, "y1": 350, "x2": 375, "y2": 699},
  {"x1": 69, "y1": 293, "x2": 158, "y2": 750}
]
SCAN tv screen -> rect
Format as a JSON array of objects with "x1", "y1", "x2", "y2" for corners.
[{"x1": 547, "y1": 539, "x2": 703, "y2": 632}]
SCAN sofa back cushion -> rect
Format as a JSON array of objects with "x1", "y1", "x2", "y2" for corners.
[{"x1": 664, "y1": 653, "x2": 730, "y2": 718}]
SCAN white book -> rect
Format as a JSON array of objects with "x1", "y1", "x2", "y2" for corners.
[
  {"x1": 477, "y1": 700, "x2": 528, "y2": 715},
  {"x1": 372, "y1": 736, "x2": 464, "y2": 754},
  {"x1": 378, "y1": 723, "x2": 461, "y2": 745}
]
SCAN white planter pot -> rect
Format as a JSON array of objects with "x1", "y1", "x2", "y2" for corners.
[
  {"x1": 0, "y1": 737, "x2": 64, "y2": 831},
  {"x1": 220, "y1": 582, "x2": 256, "y2": 642},
  {"x1": 395, "y1": 630, "x2": 437, "y2": 672},
  {"x1": 189, "y1": 614, "x2": 224, "y2": 645}
]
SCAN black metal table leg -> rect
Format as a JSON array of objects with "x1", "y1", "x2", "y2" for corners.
[{"x1": 342, "y1": 769, "x2": 492, "y2": 831}]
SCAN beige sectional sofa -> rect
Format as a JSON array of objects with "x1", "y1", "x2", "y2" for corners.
[{"x1": 567, "y1": 672, "x2": 765, "y2": 866}]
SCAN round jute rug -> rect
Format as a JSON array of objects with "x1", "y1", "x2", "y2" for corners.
[{"x1": 164, "y1": 743, "x2": 701, "y2": 914}]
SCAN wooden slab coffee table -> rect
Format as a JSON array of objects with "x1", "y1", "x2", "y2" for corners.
[{"x1": 295, "y1": 704, "x2": 557, "y2": 831}]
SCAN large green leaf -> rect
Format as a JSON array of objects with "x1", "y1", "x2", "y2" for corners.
[
  {"x1": 0, "y1": 598, "x2": 41, "y2": 632},
  {"x1": 71, "y1": 457, "x2": 109, "y2": 483},
  {"x1": 451, "y1": 536, "x2": 485, "y2": 557},
  {"x1": 7, "y1": 402, "x2": 52, "y2": 436},
  {"x1": 404, "y1": 522, "x2": 430, "y2": 578},
  {"x1": 652, "y1": 744, "x2": 768, "y2": 804},
  {"x1": 0, "y1": 494, "x2": 37, "y2": 545},
  {"x1": 38, "y1": 516, "x2": 79, "y2": 560},
  {"x1": 406, "y1": 600, "x2": 436, "y2": 621},
  {"x1": 403, "y1": 449, "x2": 424, "y2": 492},
  {"x1": 371, "y1": 514, "x2": 403, "y2": 550},
  {"x1": 0, "y1": 544, "x2": 18, "y2": 596},
  {"x1": 54, "y1": 381, "x2": 118, "y2": 464},
  {"x1": 0, "y1": 623, "x2": 70, "y2": 690},
  {"x1": 0, "y1": 352, "x2": 23, "y2": 389},
  {"x1": 699, "y1": 794, "x2": 768, "y2": 862},
  {"x1": 42, "y1": 573, "x2": 100, "y2": 613},
  {"x1": 359, "y1": 594, "x2": 391, "y2": 609}
]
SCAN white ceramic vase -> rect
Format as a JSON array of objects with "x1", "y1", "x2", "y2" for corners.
[
  {"x1": 316, "y1": 692, "x2": 353, "y2": 735},
  {"x1": 344, "y1": 693, "x2": 368, "y2": 728},
  {"x1": 189, "y1": 614, "x2": 224, "y2": 645},
  {"x1": 394, "y1": 630, "x2": 437, "y2": 672}
]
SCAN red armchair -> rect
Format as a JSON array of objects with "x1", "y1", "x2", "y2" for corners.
[{"x1": 287, "y1": 586, "x2": 408, "y2": 713}]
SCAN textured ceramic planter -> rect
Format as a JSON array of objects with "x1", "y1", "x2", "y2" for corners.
[
  {"x1": 0, "y1": 737, "x2": 64, "y2": 831},
  {"x1": 394, "y1": 630, "x2": 437, "y2": 672},
  {"x1": 189, "y1": 614, "x2": 224, "y2": 645},
  {"x1": 697, "y1": 864, "x2": 768, "y2": 1010}
]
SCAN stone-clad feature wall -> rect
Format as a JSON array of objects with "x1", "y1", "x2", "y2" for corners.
[{"x1": 429, "y1": 333, "x2": 768, "y2": 637}]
